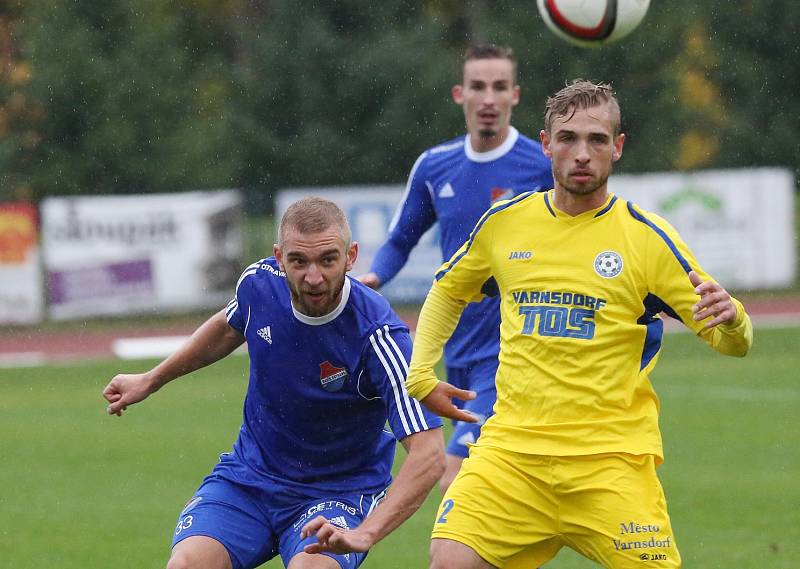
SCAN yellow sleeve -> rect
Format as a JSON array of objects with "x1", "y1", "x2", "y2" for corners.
[
  {"x1": 406, "y1": 207, "x2": 495, "y2": 399},
  {"x1": 644, "y1": 210, "x2": 753, "y2": 357},
  {"x1": 405, "y1": 284, "x2": 466, "y2": 400}
]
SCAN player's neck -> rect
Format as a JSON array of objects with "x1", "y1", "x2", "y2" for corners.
[
  {"x1": 468, "y1": 125, "x2": 511, "y2": 153},
  {"x1": 553, "y1": 186, "x2": 610, "y2": 217}
]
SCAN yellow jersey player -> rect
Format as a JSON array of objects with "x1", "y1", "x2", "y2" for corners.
[{"x1": 405, "y1": 79, "x2": 753, "y2": 569}]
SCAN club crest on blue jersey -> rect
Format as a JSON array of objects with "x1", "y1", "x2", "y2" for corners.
[
  {"x1": 319, "y1": 361, "x2": 348, "y2": 392},
  {"x1": 594, "y1": 251, "x2": 624, "y2": 278},
  {"x1": 491, "y1": 187, "x2": 514, "y2": 203}
]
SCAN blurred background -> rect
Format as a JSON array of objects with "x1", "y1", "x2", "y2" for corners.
[
  {"x1": 0, "y1": 1, "x2": 798, "y2": 568},
  {"x1": 1, "y1": 0, "x2": 798, "y2": 331},
  {"x1": 1, "y1": 0, "x2": 799, "y2": 328}
]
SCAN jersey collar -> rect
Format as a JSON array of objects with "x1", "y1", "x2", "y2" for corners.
[
  {"x1": 291, "y1": 277, "x2": 351, "y2": 326},
  {"x1": 544, "y1": 190, "x2": 619, "y2": 222},
  {"x1": 464, "y1": 126, "x2": 519, "y2": 163}
]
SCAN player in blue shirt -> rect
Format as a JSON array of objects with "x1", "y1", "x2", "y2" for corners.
[
  {"x1": 103, "y1": 197, "x2": 454, "y2": 569},
  {"x1": 359, "y1": 44, "x2": 553, "y2": 491}
]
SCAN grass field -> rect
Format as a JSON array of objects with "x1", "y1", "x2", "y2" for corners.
[{"x1": 1, "y1": 325, "x2": 798, "y2": 568}]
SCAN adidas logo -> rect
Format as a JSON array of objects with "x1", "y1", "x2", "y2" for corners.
[
  {"x1": 257, "y1": 326, "x2": 272, "y2": 344},
  {"x1": 329, "y1": 516, "x2": 349, "y2": 529},
  {"x1": 438, "y1": 182, "x2": 455, "y2": 198}
]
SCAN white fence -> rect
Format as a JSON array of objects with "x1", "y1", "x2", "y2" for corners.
[{"x1": 278, "y1": 167, "x2": 796, "y2": 303}]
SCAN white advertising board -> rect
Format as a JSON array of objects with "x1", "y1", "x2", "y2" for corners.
[
  {"x1": 41, "y1": 190, "x2": 243, "y2": 320},
  {"x1": 278, "y1": 168, "x2": 796, "y2": 303},
  {"x1": 609, "y1": 167, "x2": 796, "y2": 289},
  {"x1": 0, "y1": 202, "x2": 44, "y2": 324}
]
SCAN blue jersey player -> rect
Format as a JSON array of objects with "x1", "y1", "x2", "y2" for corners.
[
  {"x1": 359, "y1": 44, "x2": 553, "y2": 491},
  {"x1": 103, "y1": 197, "x2": 459, "y2": 569}
]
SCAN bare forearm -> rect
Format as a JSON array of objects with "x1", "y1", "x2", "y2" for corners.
[
  {"x1": 149, "y1": 310, "x2": 244, "y2": 390},
  {"x1": 355, "y1": 429, "x2": 445, "y2": 545}
]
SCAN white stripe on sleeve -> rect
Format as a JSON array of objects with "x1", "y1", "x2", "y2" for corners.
[
  {"x1": 381, "y1": 325, "x2": 429, "y2": 429},
  {"x1": 387, "y1": 151, "x2": 427, "y2": 233},
  {"x1": 369, "y1": 332, "x2": 413, "y2": 435},
  {"x1": 376, "y1": 327, "x2": 421, "y2": 432}
]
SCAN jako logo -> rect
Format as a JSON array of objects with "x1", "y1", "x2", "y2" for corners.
[{"x1": 508, "y1": 251, "x2": 532, "y2": 260}]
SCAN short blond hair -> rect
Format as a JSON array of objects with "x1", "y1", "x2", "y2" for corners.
[
  {"x1": 544, "y1": 79, "x2": 621, "y2": 135},
  {"x1": 278, "y1": 197, "x2": 351, "y2": 247}
]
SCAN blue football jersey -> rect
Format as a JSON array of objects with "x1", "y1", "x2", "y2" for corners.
[
  {"x1": 220, "y1": 257, "x2": 441, "y2": 496},
  {"x1": 370, "y1": 127, "x2": 553, "y2": 367}
]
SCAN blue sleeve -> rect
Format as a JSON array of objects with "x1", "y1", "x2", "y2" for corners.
[
  {"x1": 226, "y1": 261, "x2": 261, "y2": 334},
  {"x1": 364, "y1": 323, "x2": 442, "y2": 440},
  {"x1": 369, "y1": 152, "x2": 437, "y2": 286}
]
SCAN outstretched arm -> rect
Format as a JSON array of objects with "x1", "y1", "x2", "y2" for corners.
[
  {"x1": 367, "y1": 153, "x2": 437, "y2": 288},
  {"x1": 301, "y1": 427, "x2": 445, "y2": 554},
  {"x1": 102, "y1": 309, "x2": 245, "y2": 416}
]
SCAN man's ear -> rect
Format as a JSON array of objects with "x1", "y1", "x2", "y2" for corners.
[
  {"x1": 346, "y1": 242, "x2": 359, "y2": 272},
  {"x1": 612, "y1": 133, "x2": 626, "y2": 162},
  {"x1": 273, "y1": 243, "x2": 284, "y2": 270},
  {"x1": 452, "y1": 84, "x2": 464, "y2": 105},
  {"x1": 540, "y1": 129, "x2": 552, "y2": 159}
]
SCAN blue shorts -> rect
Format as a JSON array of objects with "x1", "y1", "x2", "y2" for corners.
[
  {"x1": 445, "y1": 357, "x2": 498, "y2": 458},
  {"x1": 172, "y1": 474, "x2": 386, "y2": 569}
]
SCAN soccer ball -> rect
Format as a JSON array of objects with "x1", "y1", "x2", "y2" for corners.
[{"x1": 536, "y1": 0, "x2": 651, "y2": 47}]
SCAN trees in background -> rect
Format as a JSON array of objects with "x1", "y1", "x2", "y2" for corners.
[{"x1": 0, "y1": 0, "x2": 797, "y2": 205}]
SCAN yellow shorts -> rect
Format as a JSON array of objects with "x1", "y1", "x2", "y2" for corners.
[{"x1": 431, "y1": 445, "x2": 681, "y2": 568}]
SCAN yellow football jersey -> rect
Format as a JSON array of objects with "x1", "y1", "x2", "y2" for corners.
[{"x1": 407, "y1": 190, "x2": 752, "y2": 461}]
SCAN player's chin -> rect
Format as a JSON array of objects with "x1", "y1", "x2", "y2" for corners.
[{"x1": 301, "y1": 294, "x2": 334, "y2": 316}]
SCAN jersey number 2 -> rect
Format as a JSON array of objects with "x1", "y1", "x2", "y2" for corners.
[{"x1": 437, "y1": 499, "x2": 455, "y2": 524}]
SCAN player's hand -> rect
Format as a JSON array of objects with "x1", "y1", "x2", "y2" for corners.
[
  {"x1": 356, "y1": 272, "x2": 381, "y2": 290},
  {"x1": 420, "y1": 382, "x2": 477, "y2": 423},
  {"x1": 102, "y1": 373, "x2": 157, "y2": 417},
  {"x1": 689, "y1": 270, "x2": 737, "y2": 328},
  {"x1": 301, "y1": 515, "x2": 372, "y2": 554}
]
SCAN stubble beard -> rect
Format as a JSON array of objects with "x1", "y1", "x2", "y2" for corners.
[
  {"x1": 556, "y1": 169, "x2": 611, "y2": 198},
  {"x1": 288, "y1": 271, "x2": 346, "y2": 317}
]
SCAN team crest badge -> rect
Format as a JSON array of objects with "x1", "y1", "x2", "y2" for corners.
[
  {"x1": 594, "y1": 251, "x2": 623, "y2": 278},
  {"x1": 319, "y1": 361, "x2": 348, "y2": 392},
  {"x1": 490, "y1": 187, "x2": 514, "y2": 203}
]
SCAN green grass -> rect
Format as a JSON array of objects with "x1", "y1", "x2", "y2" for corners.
[{"x1": 1, "y1": 326, "x2": 798, "y2": 568}]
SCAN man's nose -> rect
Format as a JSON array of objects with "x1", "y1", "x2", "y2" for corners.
[
  {"x1": 305, "y1": 263, "x2": 324, "y2": 285},
  {"x1": 575, "y1": 140, "x2": 591, "y2": 163}
]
